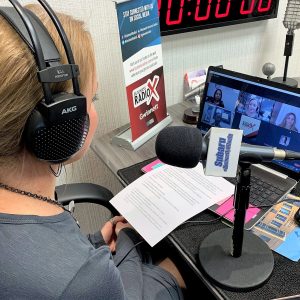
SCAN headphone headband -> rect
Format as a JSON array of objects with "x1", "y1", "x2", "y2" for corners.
[
  {"x1": 0, "y1": 1, "x2": 82, "y2": 104},
  {"x1": 38, "y1": 0, "x2": 81, "y2": 95},
  {"x1": 0, "y1": 7, "x2": 60, "y2": 63}
]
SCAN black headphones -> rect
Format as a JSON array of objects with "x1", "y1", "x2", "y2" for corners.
[{"x1": 0, "y1": 0, "x2": 90, "y2": 163}]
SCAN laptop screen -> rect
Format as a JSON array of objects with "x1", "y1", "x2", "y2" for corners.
[{"x1": 197, "y1": 67, "x2": 300, "y2": 177}]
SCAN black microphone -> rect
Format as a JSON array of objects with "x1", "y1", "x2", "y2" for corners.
[{"x1": 155, "y1": 126, "x2": 300, "y2": 167}]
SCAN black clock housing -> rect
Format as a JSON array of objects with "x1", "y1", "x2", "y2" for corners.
[{"x1": 158, "y1": 0, "x2": 279, "y2": 36}]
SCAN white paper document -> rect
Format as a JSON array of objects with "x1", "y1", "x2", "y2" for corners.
[{"x1": 110, "y1": 163, "x2": 234, "y2": 246}]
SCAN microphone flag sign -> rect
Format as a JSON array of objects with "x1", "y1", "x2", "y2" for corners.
[
  {"x1": 114, "y1": 0, "x2": 172, "y2": 148},
  {"x1": 204, "y1": 127, "x2": 243, "y2": 177}
]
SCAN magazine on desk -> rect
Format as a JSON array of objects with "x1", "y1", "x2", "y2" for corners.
[
  {"x1": 251, "y1": 200, "x2": 300, "y2": 262},
  {"x1": 110, "y1": 163, "x2": 234, "y2": 247}
]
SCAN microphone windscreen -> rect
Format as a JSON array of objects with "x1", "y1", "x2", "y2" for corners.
[
  {"x1": 283, "y1": 0, "x2": 300, "y2": 30},
  {"x1": 155, "y1": 126, "x2": 202, "y2": 168}
]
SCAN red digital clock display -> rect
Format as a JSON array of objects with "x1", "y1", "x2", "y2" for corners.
[{"x1": 158, "y1": 0, "x2": 279, "y2": 35}]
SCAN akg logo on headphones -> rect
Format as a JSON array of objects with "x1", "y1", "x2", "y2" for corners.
[
  {"x1": 55, "y1": 68, "x2": 68, "y2": 79},
  {"x1": 62, "y1": 106, "x2": 77, "y2": 115}
]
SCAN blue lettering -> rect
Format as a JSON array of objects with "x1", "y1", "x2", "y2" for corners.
[
  {"x1": 214, "y1": 134, "x2": 233, "y2": 171},
  {"x1": 223, "y1": 134, "x2": 233, "y2": 171},
  {"x1": 214, "y1": 137, "x2": 226, "y2": 167}
]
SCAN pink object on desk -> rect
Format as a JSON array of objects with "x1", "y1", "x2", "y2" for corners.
[
  {"x1": 141, "y1": 159, "x2": 164, "y2": 173},
  {"x1": 216, "y1": 196, "x2": 261, "y2": 224}
]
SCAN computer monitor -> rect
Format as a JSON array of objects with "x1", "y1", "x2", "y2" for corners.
[{"x1": 197, "y1": 67, "x2": 300, "y2": 180}]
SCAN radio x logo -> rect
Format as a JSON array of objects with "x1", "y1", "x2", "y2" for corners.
[
  {"x1": 132, "y1": 75, "x2": 160, "y2": 108},
  {"x1": 147, "y1": 75, "x2": 159, "y2": 102}
]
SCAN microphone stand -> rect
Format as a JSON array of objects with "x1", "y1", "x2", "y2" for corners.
[
  {"x1": 231, "y1": 162, "x2": 251, "y2": 257},
  {"x1": 272, "y1": 29, "x2": 298, "y2": 88},
  {"x1": 198, "y1": 162, "x2": 274, "y2": 291}
]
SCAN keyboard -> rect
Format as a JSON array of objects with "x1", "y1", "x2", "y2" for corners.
[{"x1": 226, "y1": 174, "x2": 287, "y2": 208}]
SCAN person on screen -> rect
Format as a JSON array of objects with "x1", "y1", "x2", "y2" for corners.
[
  {"x1": 0, "y1": 4, "x2": 185, "y2": 299},
  {"x1": 208, "y1": 88, "x2": 224, "y2": 108},
  {"x1": 235, "y1": 94, "x2": 245, "y2": 114},
  {"x1": 244, "y1": 96, "x2": 261, "y2": 118},
  {"x1": 235, "y1": 100, "x2": 245, "y2": 113},
  {"x1": 211, "y1": 109, "x2": 223, "y2": 127},
  {"x1": 279, "y1": 112, "x2": 298, "y2": 132}
]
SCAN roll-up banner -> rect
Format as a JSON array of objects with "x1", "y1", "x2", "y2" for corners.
[{"x1": 112, "y1": 0, "x2": 172, "y2": 150}]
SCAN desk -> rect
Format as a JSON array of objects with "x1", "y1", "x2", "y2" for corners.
[{"x1": 92, "y1": 102, "x2": 300, "y2": 300}]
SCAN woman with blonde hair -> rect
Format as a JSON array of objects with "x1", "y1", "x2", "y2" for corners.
[
  {"x1": 0, "y1": 3, "x2": 184, "y2": 299},
  {"x1": 244, "y1": 95, "x2": 261, "y2": 118},
  {"x1": 279, "y1": 112, "x2": 298, "y2": 132}
]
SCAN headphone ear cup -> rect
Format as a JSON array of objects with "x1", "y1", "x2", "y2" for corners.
[{"x1": 24, "y1": 109, "x2": 90, "y2": 163}]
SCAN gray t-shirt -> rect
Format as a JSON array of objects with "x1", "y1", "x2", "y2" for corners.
[{"x1": 0, "y1": 211, "x2": 183, "y2": 299}]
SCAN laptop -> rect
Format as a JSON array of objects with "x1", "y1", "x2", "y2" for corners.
[{"x1": 197, "y1": 66, "x2": 299, "y2": 229}]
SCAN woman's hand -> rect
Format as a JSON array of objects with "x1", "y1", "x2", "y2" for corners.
[
  {"x1": 115, "y1": 219, "x2": 133, "y2": 236},
  {"x1": 101, "y1": 216, "x2": 125, "y2": 252}
]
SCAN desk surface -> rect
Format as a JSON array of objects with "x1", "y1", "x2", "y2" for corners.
[{"x1": 92, "y1": 102, "x2": 300, "y2": 300}]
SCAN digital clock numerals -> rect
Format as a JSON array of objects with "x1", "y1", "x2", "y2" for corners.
[
  {"x1": 216, "y1": 0, "x2": 230, "y2": 18},
  {"x1": 158, "y1": 0, "x2": 274, "y2": 26},
  {"x1": 257, "y1": 0, "x2": 272, "y2": 13},
  {"x1": 195, "y1": 0, "x2": 231, "y2": 21},
  {"x1": 240, "y1": 0, "x2": 273, "y2": 14},
  {"x1": 240, "y1": 0, "x2": 255, "y2": 14},
  {"x1": 166, "y1": 0, "x2": 184, "y2": 25},
  {"x1": 195, "y1": 0, "x2": 211, "y2": 21}
]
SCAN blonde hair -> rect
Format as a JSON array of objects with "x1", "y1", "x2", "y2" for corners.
[
  {"x1": 279, "y1": 112, "x2": 298, "y2": 132},
  {"x1": 0, "y1": 4, "x2": 95, "y2": 168}
]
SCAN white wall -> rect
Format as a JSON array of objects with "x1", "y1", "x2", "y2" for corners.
[
  {"x1": 1, "y1": 0, "x2": 299, "y2": 194},
  {"x1": 162, "y1": 5, "x2": 300, "y2": 104}
]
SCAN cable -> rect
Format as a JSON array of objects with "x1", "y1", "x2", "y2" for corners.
[
  {"x1": 182, "y1": 207, "x2": 235, "y2": 226},
  {"x1": 181, "y1": 194, "x2": 300, "y2": 227},
  {"x1": 116, "y1": 240, "x2": 144, "y2": 267}
]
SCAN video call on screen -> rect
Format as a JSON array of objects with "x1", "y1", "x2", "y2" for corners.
[{"x1": 199, "y1": 71, "x2": 300, "y2": 173}]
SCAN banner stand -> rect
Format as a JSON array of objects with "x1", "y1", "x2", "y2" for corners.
[{"x1": 112, "y1": 114, "x2": 172, "y2": 151}]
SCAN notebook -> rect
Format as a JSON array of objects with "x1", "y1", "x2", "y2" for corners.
[{"x1": 197, "y1": 66, "x2": 299, "y2": 229}]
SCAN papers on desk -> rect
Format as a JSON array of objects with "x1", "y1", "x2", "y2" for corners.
[{"x1": 110, "y1": 163, "x2": 234, "y2": 247}]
